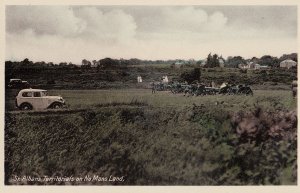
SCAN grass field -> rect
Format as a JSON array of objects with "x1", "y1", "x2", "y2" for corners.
[
  {"x1": 4, "y1": 88, "x2": 297, "y2": 185},
  {"x1": 4, "y1": 61, "x2": 298, "y2": 185},
  {"x1": 5, "y1": 88, "x2": 296, "y2": 112}
]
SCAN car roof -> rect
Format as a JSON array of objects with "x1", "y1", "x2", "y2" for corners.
[{"x1": 20, "y1": 89, "x2": 47, "y2": 92}]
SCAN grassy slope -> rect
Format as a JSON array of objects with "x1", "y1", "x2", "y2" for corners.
[{"x1": 6, "y1": 64, "x2": 297, "y2": 89}]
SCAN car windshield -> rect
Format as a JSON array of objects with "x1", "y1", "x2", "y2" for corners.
[{"x1": 41, "y1": 91, "x2": 48, "y2": 96}]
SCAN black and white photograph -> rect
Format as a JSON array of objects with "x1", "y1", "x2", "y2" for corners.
[{"x1": 3, "y1": 0, "x2": 298, "y2": 189}]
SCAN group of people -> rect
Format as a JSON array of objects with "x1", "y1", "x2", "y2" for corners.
[{"x1": 150, "y1": 80, "x2": 298, "y2": 98}]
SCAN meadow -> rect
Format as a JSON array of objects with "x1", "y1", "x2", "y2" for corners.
[
  {"x1": 5, "y1": 88, "x2": 297, "y2": 185},
  {"x1": 5, "y1": 88, "x2": 296, "y2": 112},
  {"x1": 4, "y1": 64, "x2": 297, "y2": 185}
]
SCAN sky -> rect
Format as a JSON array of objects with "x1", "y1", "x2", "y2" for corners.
[{"x1": 5, "y1": 5, "x2": 297, "y2": 64}]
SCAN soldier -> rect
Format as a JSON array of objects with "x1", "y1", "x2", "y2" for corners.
[
  {"x1": 151, "y1": 82, "x2": 156, "y2": 94},
  {"x1": 211, "y1": 81, "x2": 216, "y2": 88}
]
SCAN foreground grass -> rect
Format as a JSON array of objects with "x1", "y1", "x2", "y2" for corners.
[
  {"x1": 5, "y1": 104, "x2": 297, "y2": 185},
  {"x1": 5, "y1": 89, "x2": 297, "y2": 185}
]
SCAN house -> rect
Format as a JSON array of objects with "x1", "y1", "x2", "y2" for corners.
[
  {"x1": 247, "y1": 62, "x2": 256, "y2": 69},
  {"x1": 280, "y1": 59, "x2": 297, "y2": 69},
  {"x1": 174, "y1": 61, "x2": 185, "y2": 68},
  {"x1": 199, "y1": 59, "x2": 207, "y2": 67},
  {"x1": 218, "y1": 56, "x2": 226, "y2": 68},
  {"x1": 260, "y1": 65, "x2": 269, "y2": 69},
  {"x1": 219, "y1": 58, "x2": 225, "y2": 68},
  {"x1": 238, "y1": 62, "x2": 265, "y2": 70},
  {"x1": 238, "y1": 63, "x2": 248, "y2": 69},
  {"x1": 254, "y1": 63, "x2": 261, "y2": 70}
]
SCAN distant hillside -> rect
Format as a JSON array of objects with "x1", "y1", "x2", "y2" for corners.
[{"x1": 5, "y1": 60, "x2": 297, "y2": 90}]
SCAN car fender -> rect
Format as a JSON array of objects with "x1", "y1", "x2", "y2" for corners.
[
  {"x1": 48, "y1": 101, "x2": 65, "y2": 109},
  {"x1": 19, "y1": 102, "x2": 33, "y2": 110}
]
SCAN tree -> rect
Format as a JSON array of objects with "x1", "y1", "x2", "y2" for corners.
[
  {"x1": 180, "y1": 68, "x2": 201, "y2": 84},
  {"x1": 47, "y1": 62, "x2": 54, "y2": 67},
  {"x1": 206, "y1": 53, "x2": 213, "y2": 67},
  {"x1": 92, "y1": 60, "x2": 98, "y2": 67},
  {"x1": 196, "y1": 60, "x2": 202, "y2": 65},
  {"x1": 279, "y1": 53, "x2": 297, "y2": 62},
  {"x1": 226, "y1": 56, "x2": 246, "y2": 68},
  {"x1": 59, "y1": 62, "x2": 67, "y2": 66},
  {"x1": 22, "y1": 58, "x2": 32, "y2": 66},
  {"x1": 129, "y1": 58, "x2": 141, "y2": 65},
  {"x1": 259, "y1": 55, "x2": 279, "y2": 67},
  {"x1": 205, "y1": 53, "x2": 220, "y2": 68},
  {"x1": 81, "y1": 59, "x2": 91, "y2": 69},
  {"x1": 212, "y1": 54, "x2": 220, "y2": 67},
  {"x1": 99, "y1": 58, "x2": 119, "y2": 69},
  {"x1": 251, "y1": 57, "x2": 259, "y2": 63}
]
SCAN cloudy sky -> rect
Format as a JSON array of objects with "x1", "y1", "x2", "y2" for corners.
[{"x1": 6, "y1": 5, "x2": 297, "y2": 64}]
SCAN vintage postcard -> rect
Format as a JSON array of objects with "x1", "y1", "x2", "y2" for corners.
[{"x1": 1, "y1": 0, "x2": 299, "y2": 193}]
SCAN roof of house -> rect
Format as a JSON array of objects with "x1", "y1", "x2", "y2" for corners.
[
  {"x1": 219, "y1": 58, "x2": 225, "y2": 63},
  {"x1": 280, "y1": 59, "x2": 297, "y2": 64}
]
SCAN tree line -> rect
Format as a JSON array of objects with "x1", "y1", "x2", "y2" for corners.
[
  {"x1": 204, "y1": 53, "x2": 297, "y2": 68},
  {"x1": 5, "y1": 52, "x2": 297, "y2": 70}
]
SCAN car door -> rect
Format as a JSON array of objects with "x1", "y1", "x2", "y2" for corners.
[
  {"x1": 40, "y1": 91, "x2": 52, "y2": 109},
  {"x1": 20, "y1": 91, "x2": 34, "y2": 108},
  {"x1": 33, "y1": 92, "x2": 45, "y2": 110}
]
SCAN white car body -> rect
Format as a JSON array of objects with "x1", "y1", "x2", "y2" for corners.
[{"x1": 16, "y1": 89, "x2": 66, "y2": 110}]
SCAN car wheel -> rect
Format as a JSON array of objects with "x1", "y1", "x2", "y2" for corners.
[
  {"x1": 52, "y1": 103, "x2": 62, "y2": 109},
  {"x1": 20, "y1": 103, "x2": 32, "y2": 110}
]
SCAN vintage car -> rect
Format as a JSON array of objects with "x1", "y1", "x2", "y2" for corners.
[
  {"x1": 7, "y1": 79, "x2": 31, "y2": 89},
  {"x1": 15, "y1": 89, "x2": 66, "y2": 110}
]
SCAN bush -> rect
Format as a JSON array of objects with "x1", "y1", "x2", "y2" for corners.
[{"x1": 180, "y1": 68, "x2": 201, "y2": 84}]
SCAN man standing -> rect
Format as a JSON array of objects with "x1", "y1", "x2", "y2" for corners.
[
  {"x1": 291, "y1": 80, "x2": 297, "y2": 98},
  {"x1": 151, "y1": 82, "x2": 156, "y2": 94}
]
